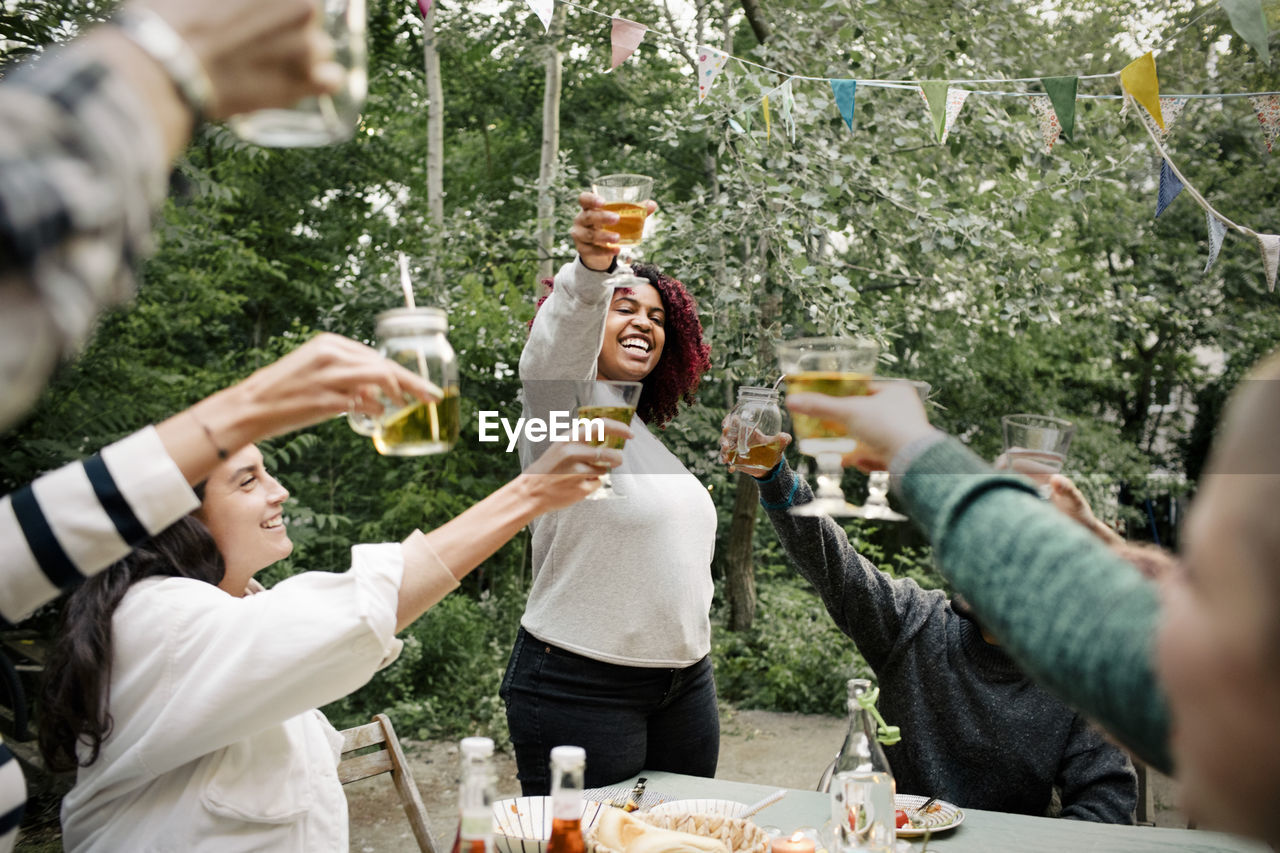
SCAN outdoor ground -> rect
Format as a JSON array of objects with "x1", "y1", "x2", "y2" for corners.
[{"x1": 346, "y1": 708, "x2": 1187, "y2": 852}]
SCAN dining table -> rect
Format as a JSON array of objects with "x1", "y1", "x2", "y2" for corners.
[{"x1": 622, "y1": 770, "x2": 1269, "y2": 853}]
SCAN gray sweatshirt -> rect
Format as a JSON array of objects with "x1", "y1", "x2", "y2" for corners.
[
  {"x1": 516, "y1": 260, "x2": 716, "y2": 667},
  {"x1": 757, "y1": 461, "x2": 1138, "y2": 823}
]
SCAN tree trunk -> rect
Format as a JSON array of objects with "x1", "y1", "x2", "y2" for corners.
[
  {"x1": 726, "y1": 473, "x2": 760, "y2": 631},
  {"x1": 739, "y1": 0, "x2": 770, "y2": 44},
  {"x1": 424, "y1": 3, "x2": 444, "y2": 228},
  {"x1": 536, "y1": 4, "x2": 566, "y2": 290}
]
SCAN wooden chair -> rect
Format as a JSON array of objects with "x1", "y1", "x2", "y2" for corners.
[{"x1": 339, "y1": 713, "x2": 439, "y2": 853}]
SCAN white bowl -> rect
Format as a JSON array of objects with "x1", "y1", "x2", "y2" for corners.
[
  {"x1": 646, "y1": 798, "x2": 750, "y2": 819},
  {"x1": 493, "y1": 796, "x2": 609, "y2": 853}
]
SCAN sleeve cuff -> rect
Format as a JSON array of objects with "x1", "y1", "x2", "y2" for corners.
[
  {"x1": 896, "y1": 435, "x2": 1037, "y2": 537},
  {"x1": 757, "y1": 460, "x2": 801, "y2": 510},
  {"x1": 101, "y1": 425, "x2": 201, "y2": 534},
  {"x1": 400, "y1": 531, "x2": 461, "y2": 614}
]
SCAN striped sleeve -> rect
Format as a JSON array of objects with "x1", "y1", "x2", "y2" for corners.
[
  {"x1": 0, "y1": 426, "x2": 198, "y2": 625},
  {"x1": 0, "y1": 741, "x2": 22, "y2": 853}
]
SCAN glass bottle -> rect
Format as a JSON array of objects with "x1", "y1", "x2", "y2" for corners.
[
  {"x1": 827, "y1": 679, "x2": 896, "y2": 853},
  {"x1": 546, "y1": 745, "x2": 586, "y2": 853},
  {"x1": 725, "y1": 386, "x2": 785, "y2": 475},
  {"x1": 229, "y1": 0, "x2": 368, "y2": 146},
  {"x1": 368, "y1": 307, "x2": 460, "y2": 456},
  {"x1": 451, "y1": 736, "x2": 496, "y2": 853}
]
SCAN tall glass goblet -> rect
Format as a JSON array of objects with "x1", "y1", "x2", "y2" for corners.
[
  {"x1": 777, "y1": 337, "x2": 880, "y2": 517},
  {"x1": 591, "y1": 173, "x2": 653, "y2": 289},
  {"x1": 574, "y1": 380, "x2": 643, "y2": 500},
  {"x1": 851, "y1": 378, "x2": 932, "y2": 522},
  {"x1": 1001, "y1": 413, "x2": 1075, "y2": 498}
]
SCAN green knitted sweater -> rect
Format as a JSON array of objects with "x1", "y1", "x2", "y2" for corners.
[{"x1": 896, "y1": 435, "x2": 1172, "y2": 772}]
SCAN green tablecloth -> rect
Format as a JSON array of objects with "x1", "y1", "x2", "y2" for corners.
[{"x1": 625, "y1": 771, "x2": 1267, "y2": 853}]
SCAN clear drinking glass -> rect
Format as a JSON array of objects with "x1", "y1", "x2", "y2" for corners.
[
  {"x1": 1001, "y1": 413, "x2": 1075, "y2": 498},
  {"x1": 591, "y1": 173, "x2": 653, "y2": 289},
  {"x1": 229, "y1": 0, "x2": 368, "y2": 147},
  {"x1": 853, "y1": 378, "x2": 932, "y2": 522},
  {"x1": 574, "y1": 379, "x2": 642, "y2": 500},
  {"x1": 777, "y1": 337, "x2": 879, "y2": 517},
  {"x1": 722, "y1": 386, "x2": 785, "y2": 476}
]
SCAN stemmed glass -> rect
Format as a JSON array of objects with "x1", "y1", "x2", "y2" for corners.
[
  {"x1": 591, "y1": 173, "x2": 653, "y2": 289},
  {"x1": 1001, "y1": 413, "x2": 1075, "y2": 498},
  {"x1": 777, "y1": 337, "x2": 880, "y2": 517},
  {"x1": 855, "y1": 378, "x2": 932, "y2": 522},
  {"x1": 574, "y1": 380, "x2": 643, "y2": 500}
]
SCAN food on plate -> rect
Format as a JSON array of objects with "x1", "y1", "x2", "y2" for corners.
[
  {"x1": 593, "y1": 805, "x2": 729, "y2": 853},
  {"x1": 894, "y1": 809, "x2": 909, "y2": 830}
]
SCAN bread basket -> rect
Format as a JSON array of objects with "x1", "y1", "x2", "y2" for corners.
[{"x1": 587, "y1": 809, "x2": 770, "y2": 853}]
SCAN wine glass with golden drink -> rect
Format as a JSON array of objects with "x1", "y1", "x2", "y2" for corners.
[
  {"x1": 854, "y1": 378, "x2": 931, "y2": 522},
  {"x1": 574, "y1": 379, "x2": 642, "y2": 500},
  {"x1": 777, "y1": 337, "x2": 880, "y2": 517},
  {"x1": 591, "y1": 173, "x2": 653, "y2": 289}
]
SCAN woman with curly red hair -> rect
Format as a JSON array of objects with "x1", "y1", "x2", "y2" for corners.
[{"x1": 503, "y1": 191, "x2": 717, "y2": 793}]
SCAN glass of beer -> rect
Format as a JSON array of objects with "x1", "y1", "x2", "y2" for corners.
[
  {"x1": 369, "y1": 307, "x2": 460, "y2": 456},
  {"x1": 573, "y1": 379, "x2": 642, "y2": 500},
  {"x1": 722, "y1": 386, "x2": 785, "y2": 476},
  {"x1": 591, "y1": 173, "x2": 653, "y2": 290},
  {"x1": 854, "y1": 378, "x2": 931, "y2": 522},
  {"x1": 777, "y1": 336, "x2": 879, "y2": 517},
  {"x1": 229, "y1": 0, "x2": 368, "y2": 147},
  {"x1": 1001, "y1": 413, "x2": 1075, "y2": 498}
]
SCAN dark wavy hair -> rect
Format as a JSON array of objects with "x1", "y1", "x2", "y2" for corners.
[
  {"x1": 38, "y1": 514, "x2": 225, "y2": 773},
  {"x1": 530, "y1": 262, "x2": 711, "y2": 428}
]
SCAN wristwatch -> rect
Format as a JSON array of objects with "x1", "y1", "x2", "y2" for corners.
[{"x1": 112, "y1": 6, "x2": 213, "y2": 121}]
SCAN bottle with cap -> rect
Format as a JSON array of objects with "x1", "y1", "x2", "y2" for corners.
[
  {"x1": 546, "y1": 745, "x2": 587, "y2": 853},
  {"x1": 451, "y1": 736, "x2": 496, "y2": 853}
]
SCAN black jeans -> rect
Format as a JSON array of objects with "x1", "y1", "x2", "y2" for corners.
[{"x1": 500, "y1": 626, "x2": 719, "y2": 795}]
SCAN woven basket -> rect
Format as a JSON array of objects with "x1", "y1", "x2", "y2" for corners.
[{"x1": 587, "y1": 811, "x2": 770, "y2": 853}]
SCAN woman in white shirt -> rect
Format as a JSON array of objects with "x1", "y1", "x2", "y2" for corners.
[
  {"x1": 38, "y1": 426, "x2": 626, "y2": 851},
  {"x1": 503, "y1": 192, "x2": 718, "y2": 793}
]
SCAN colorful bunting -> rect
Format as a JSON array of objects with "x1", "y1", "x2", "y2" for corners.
[
  {"x1": 1156, "y1": 160, "x2": 1184, "y2": 217},
  {"x1": 526, "y1": 0, "x2": 554, "y2": 33},
  {"x1": 1220, "y1": 0, "x2": 1271, "y2": 65},
  {"x1": 696, "y1": 45, "x2": 729, "y2": 102},
  {"x1": 609, "y1": 18, "x2": 646, "y2": 70},
  {"x1": 1134, "y1": 96, "x2": 1191, "y2": 142},
  {"x1": 920, "y1": 81, "x2": 950, "y2": 142},
  {"x1": 1028, "y1": 96, "x2": 1062, "y2": 153},
  {"x1": 1257, "y1": 232, "x2": 1280, "y2": 291},
  {"x1": 1040, "y1": 76, "x2": 1078, "y2": 141},
  {"x1": 763, "y1": 95, "x2": 771, "y2": 141},
  {"x1": 830, "y1": 79, "x2": 857, "y2": 132},
  {"x1": 1205, "y1": 212, "x2": 1228, "y2": 273},
  {"x1": 417, "y1": 0, "x2": 431, "y2": 16},
  {"x1": 1121, "y1": 52, "x2": 1164, "y2": 130},
  {"x1": 1249, "y1": 94, "x2": 1280, "y2": 152}
]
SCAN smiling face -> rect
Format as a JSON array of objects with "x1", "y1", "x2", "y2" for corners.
[
  {"x1": 596, "y1": 284, "x2": 666, "y2": 383},
  {"x1": 195, "y1": 445, "x2": 292, "y2": 596},
  {"x1": 1155, "y1": 374, "x2": 1280, "y2": 843}
]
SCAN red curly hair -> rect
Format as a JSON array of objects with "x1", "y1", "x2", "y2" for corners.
[{"x1": 529, "y1": 263, "x2": 711, "y2": 428}]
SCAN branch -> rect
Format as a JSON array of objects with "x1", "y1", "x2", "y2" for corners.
[
  {"x1": 738, "y1": 0, "x2": 769, "y2": 43},
  {"x1": 660, "y1": 0, "x2": 697, "y2": 71}
]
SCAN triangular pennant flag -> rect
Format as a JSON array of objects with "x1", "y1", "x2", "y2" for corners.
[
  {"x1": 526, "y1": 0, "x2": 553, "y2": 33},
  {"x1": 1121, "y1": 52, "x2": 1164, "y2": 130},
  {"x1": 1120, "y1": 94, "x2": 1132, "y2": 120},
  {"x1": 763, "y1": 95, "x2": 771, "y2": 141},
  {"x1": 1257, "y1": 233, "x2": 1280, "y2": 291},
  {"x1": 1205, "y1": 212, "x2": 1228, "y2": 274},
  {"x1": 920, "y1": 81, "x2": 949, "y2": 142},
  {"x1": 1138, "y1": 96, "x2": 1191, "y2": 143},
  {"x1": 940, "y1": 88, "x2": 970, "y2": 144},
  {"x1": 1249, "y1": 95, "x2": 1280, "y2": 152},
  {"x1": 779, "y1": 78, "x2": 797, "y2": 143},
  {"x1": 417, "y1": 0, "x2": 431, "y2": 17},
  {"x1": 830, "y1": 79, "x2": 857, "y2": 131},
  {"x1": 1040, "y1": 76, "x2": 1078, "y2": 141},
  {"x1": 1156, "y1": 160, "x2": 1184, "y2": 217},
  {"x1": 696, "y1": 45, "x2": 729, "y2": 102},
  {"x1": 1028, "y1": 96, "x2": 1062, "y2": 153},
  {"x1": 1220, "y1": 0, "x2": 1272, "y2": 65},
  {"x1": 609, "y1": 18, "x2": 646, "y2": 70}
]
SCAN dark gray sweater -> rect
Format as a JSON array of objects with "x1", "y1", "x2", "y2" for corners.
[{"x1": 756, "y1": 461, "x2": 1138, "y2": 824}]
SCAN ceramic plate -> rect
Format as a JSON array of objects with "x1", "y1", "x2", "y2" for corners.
[
  {"x1": 646, "y1": 798, "x2": 750, "y2": 819},
  {"x1": 893, "y1": 794, "x2": 964, "y2": 837}
]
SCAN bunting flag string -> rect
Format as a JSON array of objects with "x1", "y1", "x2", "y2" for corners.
[
  {"x1": 1028, "y1": 96, "x2": 1063, "y2": 153},
  {"x1": 1248, "y1": 95, "x2": 1280, "y2": 152},
  {"x1": 696, "y1": 45, "x2": 729, "y2": 102},
  {"x1": 1156, "y1": 160, "x2": 1185, "y2": 217},
  {"x1": 1040, "y1": 76, "x2": 1078, "y2": 141},
  {"x1": 1205, "y1": 212, "x2": 1228, "y2": 273},
  {"x1": 1257, "y1": 233, "x2": 1280, "y2": 292},
  {"x1": 830, "y1": 79, "x2": 857, "y2": 132}
]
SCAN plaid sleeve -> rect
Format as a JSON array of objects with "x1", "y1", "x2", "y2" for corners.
[{"x1": 0, "y1": 43, "x2": 170, "y2": 428}]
